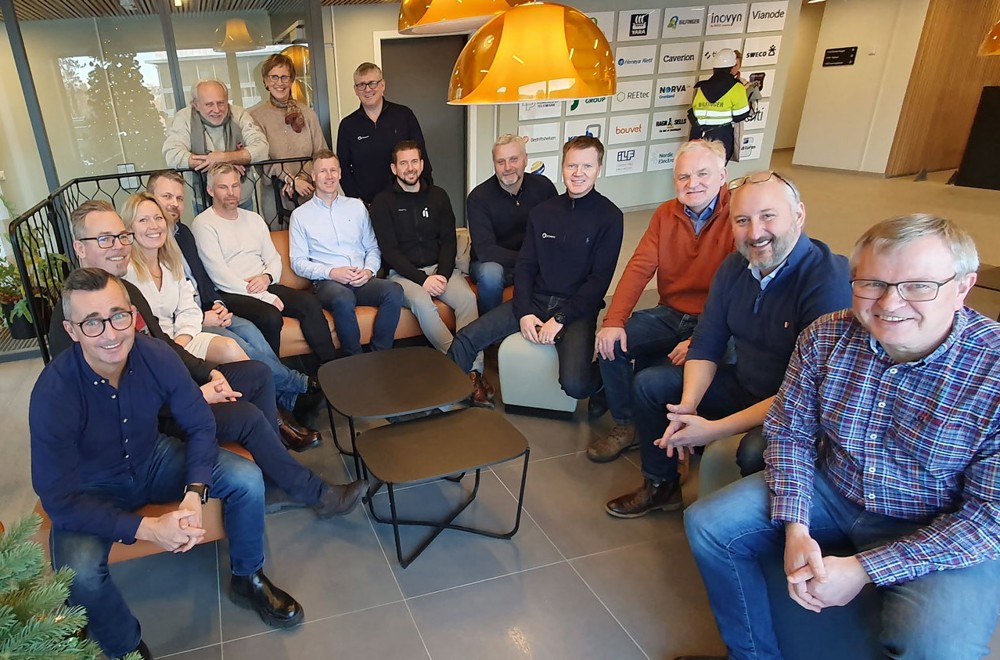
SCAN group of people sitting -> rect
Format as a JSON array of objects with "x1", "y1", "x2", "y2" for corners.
[{"x1": 28, "y1": 77, "x2": 999, "y2": 660}]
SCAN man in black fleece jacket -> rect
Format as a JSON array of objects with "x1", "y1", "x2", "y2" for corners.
[
  {"x1": 448, "y1": 136, "x2": 624, "y2": 405},
  {"x1": 370, "y1": 140, "x2": 488, "y2": 400}
]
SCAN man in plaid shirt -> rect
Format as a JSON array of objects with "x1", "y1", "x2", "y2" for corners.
[{"x1": 680, "y1": 214, "x2": 1000, "y2": 660}]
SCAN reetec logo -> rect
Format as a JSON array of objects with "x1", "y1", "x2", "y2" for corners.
[
  {"x1": 751, "y1": 8, "x2": 785, "y2": 20},
  {"x1": 617, "y1": 149, "x2": 636, "y2": 162},
  {"x1": 708, "y1": 10, "x2": 744, "y2": 28},
  {"x1": 618, "y1": 56, "x2": 655, "y2": 66},
  {"x1": 662, "y1": 53, "x2": 696, "y2": 63},
  {"x1": 614, "y1": 124, "x2": 643, "y2": 135},
  {"x1": 616, "y1": 90, "x2": 652, "y2": 102}
]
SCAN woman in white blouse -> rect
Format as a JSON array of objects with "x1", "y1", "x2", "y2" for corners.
[{"x1": 121, "y1": 192, "x2": 248, "y2": 363}]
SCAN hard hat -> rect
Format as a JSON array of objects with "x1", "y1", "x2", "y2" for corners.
[{"x1": 714, "y1": 48, "x2": 737, "y2": 67}]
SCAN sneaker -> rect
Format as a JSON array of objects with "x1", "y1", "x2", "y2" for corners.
[
  {"x1": 586, "y1": 423, "x2": 637, "y2": 463},
  {"x1": 470, "y1": 371, "x2": 495, "y2": 409},
  {"x1": 605, "y1": 478, "x2": 682, "y2": 518}
]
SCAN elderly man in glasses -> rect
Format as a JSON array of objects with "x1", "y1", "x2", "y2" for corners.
[
  {"x1": 606, "y1": 170, "x2": 853, "y2": 518},
  {"x1": 678, "y1": 214, "x2": 1000, "y2": 660},
  {"x1": 336, "y1": 62, "x2": 432, "y2": 205}
]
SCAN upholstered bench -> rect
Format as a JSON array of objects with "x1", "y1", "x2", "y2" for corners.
[{"x1": 497, "y1": 334, "x2": 577, "y2": 416}]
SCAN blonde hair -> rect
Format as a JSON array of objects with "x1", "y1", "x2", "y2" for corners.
[
  {"x1": 120, "y1": 192, "x2": 185, "y2": 284},
  {"x1": 851, "y1": 214, "x2": 979, "y2": 277}
]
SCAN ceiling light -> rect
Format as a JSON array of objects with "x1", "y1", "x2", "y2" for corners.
[{"x1": 398, "y1": 0, "x2": 520, "y2": 35}]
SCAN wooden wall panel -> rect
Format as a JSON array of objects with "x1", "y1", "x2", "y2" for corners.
[{"x1": 886, "y1": 0, "x2": 1000, "y2": 177}]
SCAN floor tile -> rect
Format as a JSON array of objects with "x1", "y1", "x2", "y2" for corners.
[
  {"x1": 499, "y1": 411, "x2": 602, "y2": 462},
  {"x1": 221, "y1": 601, "x2": 428, "y2": 659},
  {"x1": 112, "y1": 542, "x2": 221, "y2": 656},
  {"x1": 494, "y1": 451, "x2": 684, "y2": 559},
  {"x1": 216, "y1": 505, "x2": 401, "y2": 641},
  {"x1": 572, "y1": 536, "x2": 726, "y2": 659},
  {"x1": 366, "y1": 470, "x2": 562, "y2": 597},
  {"x1": 408, "y1": 562, "x2": 646, "y2": 660},
  {"x1": 161, "y1": 644, "x2": 222, "y2": 660}
]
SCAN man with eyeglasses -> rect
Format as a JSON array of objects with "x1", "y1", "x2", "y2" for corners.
[
  {"x1": 679, "y1": 215, "x2": 1000, "y2": 660},
  {"x1": 606, "y1": 170, "x2": 852, "y2": 518},
  {"x1": 163, "y1": 79, "x2": 269, "y2": 212},
  {"x1": 32, "y1": 267, "x2": 303, "y2": 660},
  {"x1": 336, "y1": 62, "x2": 432, "y2": 204}
]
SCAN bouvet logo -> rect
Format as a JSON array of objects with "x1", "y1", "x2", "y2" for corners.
[{"x1": 614, "y1": 124, "x2": 643, "y2": 135}]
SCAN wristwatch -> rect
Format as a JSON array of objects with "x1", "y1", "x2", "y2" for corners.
[
  {"x1": 265, "y1": 273, "x2": 274, "y2": 284},
  {"x1": 183, "y1": 483, "x2": 210, "y2": 504},
  {"x1": 553, "y1": 312, "x2": 566, "y2": 325}
]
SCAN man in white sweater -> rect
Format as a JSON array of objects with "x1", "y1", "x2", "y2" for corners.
[
  {"x1": 289, "y1": 150, "x2": 404, "y2": 355},
  {"x1": 193, "y1": 163, "x2": 337, "y2": 363}
]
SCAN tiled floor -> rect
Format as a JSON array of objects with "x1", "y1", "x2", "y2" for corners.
[{"x1": 3, "y1": 150, "x2": 1000, "y2": 659}]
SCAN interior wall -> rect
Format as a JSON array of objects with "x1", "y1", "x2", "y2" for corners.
[
  {"x1": 885, "y1": 0, "x2": 1000, "y2": 177},
  {"x1": 774, "y1": 0, "x2": 823, "y2": 150},
  {"x1": 792, "y1": 0, "x2": 929, "y2": 173},
  {"x1": 0, "y1": 31, "x2": 46, "y2": 215}
]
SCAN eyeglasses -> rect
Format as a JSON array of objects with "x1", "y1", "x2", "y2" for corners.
[
  {"x1": 728, "y1": 171, "x2": 792, "y2": 192},
  {"x1": 77, "y1": 232, "x2": 134, "y2": 249},
  {"x1": 354, "y1": 79, "x2": 383, "y2": 91},
  {"x1": 268, "y1": 74, "x2": 292, "y2": 83},
  {"x1": 73, "y1": 310, "x2": 134, "y2": 337},
  {"x1": 850, "y1": 274, "x2": 957, "y2": 302}
]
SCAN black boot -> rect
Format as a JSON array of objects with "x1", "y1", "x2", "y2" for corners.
[{"x1": 230, "y1": 570, "x2": 304, "y2": 628}]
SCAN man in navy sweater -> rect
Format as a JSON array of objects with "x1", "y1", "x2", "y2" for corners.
[
  {"x1": 448, "y1": 136, "x2": 623, "y2": 405},
  {"x1": 606, "y1": 171, "x2": 852, "y2": 518}
]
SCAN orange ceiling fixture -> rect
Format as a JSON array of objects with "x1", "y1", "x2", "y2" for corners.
[
  {"x1": 980, "y1": 19, "x2": 1000, "y2": 56},
  {"x1": 398, "y1": 0, "x2": 520, "y2": 35},
  {"x1": 447, "y1": 1, "x2": 616, "y2": 105}
]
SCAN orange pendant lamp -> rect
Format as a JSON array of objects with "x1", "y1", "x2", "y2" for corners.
[
  {"x1": 980, "y1": 19, "x2": 1000, "y2": 56},
  {"x1": 447, "y1": 1, "x2": 616, "y2": 105},
  {"x1": 399, "y1": 0, "x2": 520, "y2": 35}
]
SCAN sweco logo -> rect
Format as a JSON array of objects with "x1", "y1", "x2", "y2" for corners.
[{"x1": 746, "y1": 45, "x2": 778, "y2": 59}]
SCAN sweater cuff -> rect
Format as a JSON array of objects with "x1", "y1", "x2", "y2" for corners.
[{"x1": 113, "y1": 512, "x2": 144, "y2": 545}]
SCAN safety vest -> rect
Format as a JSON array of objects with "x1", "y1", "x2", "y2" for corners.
[{"x1": 691, "y1": 82, "x2": 750, "y2": 127}]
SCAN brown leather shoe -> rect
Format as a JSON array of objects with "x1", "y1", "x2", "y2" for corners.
[
  {"x1": 586, "y1": 423, "x2": 637, "y2": 463},
  {"x1": 605, "y1": 478, "x2": 682, "y2": 518},
  {"x1": 277, "y1": 407, "x2": 321, "y2": 452},
  {"x1": 470, "y1": 371, "x2": 495, "y2": 409},
  {"x1": 313, "y1": 479, "x2": 366, "y2": 518}
]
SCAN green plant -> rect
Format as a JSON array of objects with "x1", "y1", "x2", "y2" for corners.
[{"x1": 2, "y1": 226, "x2": 70, "y2": 325}]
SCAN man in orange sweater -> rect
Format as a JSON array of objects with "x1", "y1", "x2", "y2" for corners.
[{"x1": 588, "y1": 140, "x2": 734, "y2": 462}]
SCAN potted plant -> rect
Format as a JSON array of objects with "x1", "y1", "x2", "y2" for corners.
[{"x1": 0, "y1": 258, "x2": 36, "y2": 340}]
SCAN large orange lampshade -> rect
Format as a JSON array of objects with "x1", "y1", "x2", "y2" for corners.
[
  {"x1": 447, "y1": 2, "x2": 615, "y2": 105},
  {"x1": 981, "y1": 20, "x2": 1000, "y2": 56},
  {"x1": 399, "y1": 0, "x2": 519, "y2": 35}
]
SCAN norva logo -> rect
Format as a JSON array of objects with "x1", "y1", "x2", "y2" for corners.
[
  {"x1": 708, "y1": 11, "x2": 744, "y2": 27},
  {"x1": 751, "y1": 9, "x2": 785, "y2": 19},
  {"x1": 662, "y1": 53, "x2": 696, "y2": 63},
  {"x1": 616, "y1": 150, "x2": 636, "y2": 162},
  {"x1": 746, "y1": 45, "x2": 778, "y2": 58},
  {"x1": 659, "y1": 84, "x2": 688, "y2": 94},
  {"x1": 614, "y1": 125, "x2": 643, "y2": 135}
]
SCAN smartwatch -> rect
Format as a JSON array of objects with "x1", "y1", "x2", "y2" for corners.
[{"x1": 183, "y1": 483, "x2": 210, "y2": 504}]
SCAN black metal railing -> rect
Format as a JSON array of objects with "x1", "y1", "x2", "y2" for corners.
[{"x1": 7, "y1": 157, "x2": 311, "y2": 363}]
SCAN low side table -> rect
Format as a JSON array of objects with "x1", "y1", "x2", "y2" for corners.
[{"x1": 355, "y1": 407, "x2": 530, "y2": 568}]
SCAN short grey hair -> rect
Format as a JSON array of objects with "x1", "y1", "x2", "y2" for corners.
[
  {"x1": 850, "y1": 214, "x2": 979, "y2": 277},
  {"x1": 493, "y1": 134, "x2": 527, "y2": 157},
  {"x1": 731, "y1": 170, "x2": 802, "y2": 214},
  {"x1": 675, "y1": 139, "x2": 726, "y2": 169}
]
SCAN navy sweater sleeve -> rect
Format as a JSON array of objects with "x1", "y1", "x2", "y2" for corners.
[
  {"x1": 434, "y1": 188, "x2": 457, "y2": 276},
  {"x1": 467, "y1": 186, "x2": 519, "y2": 268},
  {"x1": 336, "y1": 117, "x2": 361, "y2": 200}
]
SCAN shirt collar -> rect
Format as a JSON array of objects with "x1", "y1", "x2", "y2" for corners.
[
  {"x1": 683, "y1": 194, "x2": 719, "y2": 224},
  {"x1": 310, "y1": 193, "x2": 342, "y2": 211},
  {"x1": 866, "y1": 308, "x2": 969, "y2": 366}
]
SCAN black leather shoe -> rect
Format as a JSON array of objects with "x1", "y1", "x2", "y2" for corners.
[
  {"x1": 605, "y1": 478, "x2": 682, "y2": 518},
  {"x1": 313, "y1": 479, "x2": 366, "y2": 518},
  {"x1": 277, "y1": 407, "x2": 321, "y2": 452},
  {"x1": 293, "y1": 386, "x2": 326, "y2": 425},
  {"x1": 588, "y1": 386, "x2": 608, "y2": 419},
  {"x1": 230, "y1": 570, "x2": 303, "y2": 628}
]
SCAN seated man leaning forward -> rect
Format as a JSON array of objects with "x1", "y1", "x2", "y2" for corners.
[
  {"x1": 289, "y1": 149, "x2": 404, "y2": 356},
  {"x1": 370, "y1": 140, "x2": 488, "y2": 397},
  {"x1": 466, "y1": 133, "x2": 558, "y2": 314},
  {"x1": 589, "y1": 139, "x2": 734, "y2": 463},
  {"x1": 606, "y1": 171, "x2": 852, "y2": 518},
  {"x1": 680, "y1": 215, "x2": 1000, "y2": 660},
  {"x1": 31, "y1": 268, "x2": 302, "y2": 660},
  {"x1": 448, "y1": 136, "x2": 624, "y2": 407},
  {"x1": 193, "y1": 162, "x2": 338, "y2": 364}
]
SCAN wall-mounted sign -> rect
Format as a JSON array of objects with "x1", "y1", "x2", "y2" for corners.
[
  {"x1": 705, "y1": 3, "x2": 747, "y2": 35},
  {"x1": 823, "y1": 46, "x2": 858, "y2": 67},
  {"x1": 565, "y1": 117, "x2": 606, "y2": 143},
  {"x1": 747, "y1": 1, "x2": 787, "y2": 33},
  {"x1": 617, "y1": 9, "x2": 661, "y2": 41},
  {"x1": 701, "y1": 38, "x2": 743, "y2": 69},
  {"x1": 586, "y1": 11, "x2": 616, "y2": 42},
  {"x1": 566, "y1": 96, "x2": 610, "y2": 116},
  {"x1": 742, "y1": 35, "x2": 781, "y2": 67},
  {"x1": 527, "y1": 155, "x2": 560, "y2": 184},
  {"x1": 662, "y1": 6, "x2": 706, "y2": 39},
  {"x1": 651, "y1": 109, "x2": 690, "y2": 140},
  {"x1": 606, "y1": 145, "x2": 647, "y2": 176},
  {"x1": 744, "y1": 100, "x2": 769, "y2": 131},
  {"x1": 518, "y1": 101, "x2": 562, "y2": 121},
  {"x1": 612, "y1": 79, "x2": 654, "y2": 111},
  {"x1": 608, "y1": 113, "x2": 651, "y2": 145},
  {"x1": 739, "y1": 132, "x2": 763, "y2": 160},
  {"x1": 519, "y1": 122, "x2": 561, "y2": 154},
  {"x1": 659, "y1": 41, "x2": 701, "y2": 74},
  {"x1": 648, "y1": 142, "x2": 684, "y2": 171},
  {"x1": 655, "y1": 75, "x2": 697, "y2": 107},
  {"x1": 744, "y1": 68, "x2": 773, "y2": 97},
  {"x1": 617, "y1": 45, "x2": 658, "y2": 77}
]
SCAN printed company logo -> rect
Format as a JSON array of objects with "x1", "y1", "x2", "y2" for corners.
[
  {"x1": 658, "y1": 83, "x2": 688, "y2": 96},
  {"x1": 616, "y1": 149, "x2": 637, "y2": 162},
  {"x1": 522, "y1": 134, "x2": 558, "y2": 144},
  {"x1": 751, "y1": 8, "x2": 785, "y2": 20},
  {"x1": 614, "y1": 123, "x2": 643, "y2": 136},
  {"x1": 746, "y1": 44, "x2": 778, "y2": 59},
  {"x1": 665, "y1": 15, "x2": 701, "y2": 30},
  {"x1": 619, "y1": 56, "x2": 655, "y2": 66},
  {"x1": 747, "y1": 108, "x2": 764, "y2": 122},
  {"x1": 616, "y1": 90, "x2": 652, "y2": 102},
  {"x1": 629, "y1": 13, "x2": 650, "y2": 37},
  {"x1": 662, "y1": 53, "x2": 696, "y2": 63},
  {"x1": 570, "y1": 97, "x2": 607, "y2": 111},
  {"x1": 541, "y1": 232, "x2": 557, "y2": 239},
  {"x1": 655, "y1": 117, "x2": 687, "y2": 131},
  {"x1": 708, "y1": 10, "x2": 744, "y2": 29},
  {"x1": 655, "y1": 151, "x2": 676, "y2": 166}
]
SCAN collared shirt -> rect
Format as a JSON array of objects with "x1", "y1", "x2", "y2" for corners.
[
  {"x1": 289, "y1": 193, "x2": 381, "y2": 280},
  {"x1": 765, "y1": 308, "x2": 1000, "y2": 586},
  {"x1": 30, "y1": 335, "x2": 218, "y2": 544},
  {"x1": 749, "y1": 259, "x2": 787, "y2": 291},
  {"x1": 683, "y1": 194, "x2": 719, "y2": 236}
]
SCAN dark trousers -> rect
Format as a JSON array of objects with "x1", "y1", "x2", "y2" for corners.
[
  {"x1": 313, "y1": 278, "x2": 404, "y2": 355},
  {"x1": 220, "y1": 285, "x2": 337, "y2": 363}
]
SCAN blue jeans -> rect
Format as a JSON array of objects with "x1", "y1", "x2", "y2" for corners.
[
  {"x1": 634, "y1": 364, "x2": 761, "y2": 482},
  {"x1": 597, "y1": 305, "x2": 698, "y2": 425},
  {"x1": 49, "y1": 434, "x2": 265, "y2": 658},
  {"x1": 470, "y1": 261, "x2": 513, "y2": 315},
  {"x1": 448, "y1": 294, "x2": 599, "y2": 399},
  {"x1": 202, "y1": 314, "x2": 308, "y2": 410},
  {"x1": 684, "y1": 471, "x2": 1000, "y2": 660},
  {"x1": 312, "y1": 278, "x2": 404, "y2": 355}
]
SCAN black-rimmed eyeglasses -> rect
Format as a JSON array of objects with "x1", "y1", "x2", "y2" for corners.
[
  {"x1": 73, "y1": 310, "x2": 135, "y2": 337},
  {"x1": 850, "y1": 275, "x2": 957, "y2": 302},
  {"x1": 354, "y1": 79, "x2": 382, "y2": 91},
  {"x1": 77, "y1": 233, "x2": 134, "y2": 249},
  {"x1": 268, "y1": 74, "x2": 292, "y2": 83}
]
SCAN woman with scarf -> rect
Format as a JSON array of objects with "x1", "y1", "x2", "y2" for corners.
[{"x1": 250, "y1": 54, "x2": 329, "y2": 205}]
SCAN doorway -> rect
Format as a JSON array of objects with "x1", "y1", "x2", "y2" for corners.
[{"x1": 379, "y1": 35, "x2": 468, "y2": 225}]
